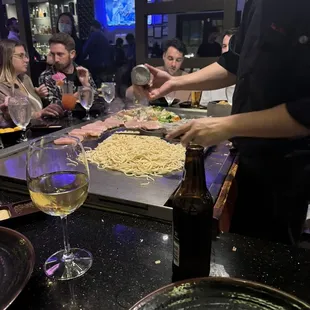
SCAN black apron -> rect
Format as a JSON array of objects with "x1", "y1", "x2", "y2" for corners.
[{"x1": 227, "y1": 0, "x2": 310, "y2": 244}]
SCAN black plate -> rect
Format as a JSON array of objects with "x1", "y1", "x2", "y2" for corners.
[
  {"x1": 130, "y1": 277, "x2": 310, "y2": 310},
  {"x1": 0, "y1": 227, "x2": 35, "y2": 309},
  {"x1": 150, "y1": 98, "x2": 180, "y2": 107}
]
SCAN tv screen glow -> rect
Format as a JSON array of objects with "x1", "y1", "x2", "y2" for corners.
[{"x1": 105, "y1": 0, "x2": 135, "y2": 26}]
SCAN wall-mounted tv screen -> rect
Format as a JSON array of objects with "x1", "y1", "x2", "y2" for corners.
[{"x1": 105, "y1": 0, "x2": 135, "y2": 26}]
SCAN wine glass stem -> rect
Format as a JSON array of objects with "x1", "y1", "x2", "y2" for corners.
[
  {"x1": 86, "y1": 109, "x2": 90, "y2": 119},
  {"x1": 21, "y1": 129, "x2": 27, "y2": 141},
  {"x1": 61, "y1": 216, "x2": 72, "y2": 259}
]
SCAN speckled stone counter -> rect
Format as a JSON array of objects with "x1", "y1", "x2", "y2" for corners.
[{"x1": 2, "y1": 207, "x2": 310, "y2": 309}]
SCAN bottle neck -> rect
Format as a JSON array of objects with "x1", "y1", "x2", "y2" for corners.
[{"x1": 180, "y1": 146, "x2": 207, "y2": 194}]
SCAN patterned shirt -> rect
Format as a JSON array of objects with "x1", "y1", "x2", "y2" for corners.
[{"x1": 39, "y1": 65, "x2": 97, "y2": 105}]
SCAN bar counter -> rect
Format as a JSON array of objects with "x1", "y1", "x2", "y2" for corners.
[
  {"x1": 2, "y1": 206, "x2": 310, "y2": 309},
  {"x1": 1, "y1": 104, "x2": 310, "y2": 309}
]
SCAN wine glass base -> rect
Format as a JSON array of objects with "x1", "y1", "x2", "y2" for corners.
[
  {"x1": 82, "y1": 115, "x2": 92, "y2": 121},
  {"x1": 44, "y1": 248, "x2": 93, "y2": 281},
  {"x1": 17, "y1": 138, "x2": 28, "y2": 143}
]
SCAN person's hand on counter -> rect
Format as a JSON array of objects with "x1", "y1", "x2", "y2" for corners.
[
  {"x1": 167, "y1": 117, "x2": 231, "y2": 147},
  {"x1": 77, "y1": 66, "x2": 90, "y2": 87},
  {"x1": 167, "y1": 104, "x2": 310, "y2": 147},
  {"x1": 35, "y1": 84, "x2": 49, "y2": 98},
  {"x1": 34, "y1": 104, "x2": 64, "y2": 118}
]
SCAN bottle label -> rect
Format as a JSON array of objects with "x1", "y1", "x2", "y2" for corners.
[{"x1": 173, "y1": 235, "x2": 180, "y2": 267}]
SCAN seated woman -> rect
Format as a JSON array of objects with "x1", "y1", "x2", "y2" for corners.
[{"x1": 0, "y1": 39, "x2": 63, "y2": 126}]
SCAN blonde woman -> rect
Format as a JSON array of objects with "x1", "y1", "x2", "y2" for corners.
[{"x1": 0, "y1": 39, "x2": 63, "y2": 126}]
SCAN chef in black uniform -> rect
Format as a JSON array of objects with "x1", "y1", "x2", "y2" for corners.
[{"x1": 135, "y1": 0, "x2": 310, "y2": 244}]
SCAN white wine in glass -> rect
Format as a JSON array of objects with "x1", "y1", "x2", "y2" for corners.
[{"x1": 27, "y1": 135, "x2": 92, "y2": 280}]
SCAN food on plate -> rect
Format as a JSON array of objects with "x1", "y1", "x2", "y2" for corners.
[
  {"x1": 218, "y1": 100, "x2": 230, "y2": 105},
  {"x1": 0, "y1": 127, "x2": 21, "y2": 134},
  {"x1": 82, "y1": 134, "x2": 185, "y2": 179},
  {"x1": 116, "y1": 107, "x2": 181, "y2": 123}
]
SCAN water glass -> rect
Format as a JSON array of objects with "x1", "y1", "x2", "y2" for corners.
[
  {"x1": 8, "y1": 96, "x2": 31, "y2": 142},
  {"x1": 165, "y1": 91, "x2": 176, "y2": 106},
  {"x1": 78, "y1": 86, "x2": 94, "y2": 120},
  {"x1": 101, "y1": 82, "x2": 115, "y2": 114}
]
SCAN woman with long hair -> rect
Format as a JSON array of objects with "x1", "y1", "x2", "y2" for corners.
[
  {"x1": 0, "y1": 39, "x2": 63, "y2": 126},
  {"x1": 56, "y1": 12, "x2": 83, "y2": 64}
]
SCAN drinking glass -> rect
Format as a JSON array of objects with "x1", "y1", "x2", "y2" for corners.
[
  {"x1": 191, "y1": 91, "x2": 202, "y2": 108},
  {"x1": 78, "y1": 86, "x2": 94, "y2": 120},
  {"x1": 101, "y1": 82, "x2": 115, "y2": 114},
  {"x1": 61, "y1": 81, "x2": 77, "y2": 120},
  {"x1": 27, "y1": 135, "x2": 93, "y2": 280},
  {"x1": 8, "y1": 96, "x2": 31, "y2": 142},
  {"x1": 165, "y1": 91, "x2": 176, "y2": 106}
]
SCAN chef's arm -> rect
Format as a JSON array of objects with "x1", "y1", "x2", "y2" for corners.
[
  {"x1": 226, "y1": 103, "x2": 310, "y2": 138},
  {"x1": 175, "y1": 62, "x2": 237, "y2": 92}
]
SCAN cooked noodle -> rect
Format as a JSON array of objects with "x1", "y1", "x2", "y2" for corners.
[{"x1": 82, "y1": 134, "x2": 185, "y2": 179}]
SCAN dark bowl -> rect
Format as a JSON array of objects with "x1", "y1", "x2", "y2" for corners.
[
  {"x1": 130, "y1": 277, "x2": 310, "y2": 310},
  {"x1": 179, "y1": 101, "x2": 192, "y2": 108},
  {"x1": 0, "y1": 226, "x2": 35, "y2": 309}
]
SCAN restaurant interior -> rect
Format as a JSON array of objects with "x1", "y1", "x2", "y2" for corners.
[{"x1": 1, "y1": 0, "x2": 310, "y2": 309}]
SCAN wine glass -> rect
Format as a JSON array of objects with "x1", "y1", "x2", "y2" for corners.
[
  {"x1": 101, "y1": 82, "x2": 115, "y2": 114},
  {"x1": 78, "y1": 86, "x2": 94, "y2": 121},
  {"x1": 61, "y1": 81, "x2": 77, "y2": 120},
  {"x1": 8, "y1": 96, "x2": 31, "y2": 142},
  {"x1": 26, "y1": 135, "x2": 93, "y2": 280},
  {"x1": 165, "y1": 91, "x2": 176, "y2": 106}
]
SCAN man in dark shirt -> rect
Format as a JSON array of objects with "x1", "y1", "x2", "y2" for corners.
[
  {"x1": 82, "y1": 20, "x2": 112, "y2": 75},
  {"x1": 39, "y1": 33, "x2": 96, "y2": 105},
  {"x1": 136, "y1": 0, "x2": 310, "y2": 244}
]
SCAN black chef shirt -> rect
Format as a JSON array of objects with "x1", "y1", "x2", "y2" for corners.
[{"x1": 218, "y1": 0, "x2": 310, "y2": 156}]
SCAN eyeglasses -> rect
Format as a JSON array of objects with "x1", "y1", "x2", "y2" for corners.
[{"x1": 13, "y1": 53, "x2": 29, "y2": 60}]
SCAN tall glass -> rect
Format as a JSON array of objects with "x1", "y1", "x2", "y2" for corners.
[
  {"x1": 61, "y1": 81, "x2": 77, "y2": 120},
  {"x1": 101, "y1": 82, "x2": 115, "y2": 114},
  {"x1": 27, "y1": 135, "x2": 93, "y2": 280},
  {"x1": 191, "y1": 91, "x2": 202, "y2": 108},
  {"x1": 8, "y1": 96, "x2": 31, "y2": 142},
  {"x1": 78, "y1": 86, "x2": 94, "y2": 121}
]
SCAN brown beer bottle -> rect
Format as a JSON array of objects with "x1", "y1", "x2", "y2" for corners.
[{"x1": 172, "y1": 144, "x2": 213, "y2": 282}]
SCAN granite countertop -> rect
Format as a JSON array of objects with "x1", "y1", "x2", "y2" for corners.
[{"x1": 2, "y1": 207, "x2": 310, "y2": 309}]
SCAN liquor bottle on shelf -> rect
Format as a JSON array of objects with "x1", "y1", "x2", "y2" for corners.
[
  {"x1": 43, "y1": 10, "x2": 47, "y2": 17},
  {"x1": 39, "y1": 8, "x2": 43, "y2": 18},
  {"x1": 32, "y1": 25, "x2": 38, "y2": 35},
  {"x1": 35, "y1": 6, "x2": 39, "y2": 18},
  {"x1": 172, "y1": 143, "x2": 214, "y2": 282}
]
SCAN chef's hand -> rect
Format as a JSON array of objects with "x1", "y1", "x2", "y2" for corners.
[
  {"x1": 77, "y1": 66, "x2": 90, "y2": 86},
  {"x1": 0, "y1": 96, "x2": 12, "y2": 122},
  {"x1": 35, "y1": 84, "x2": 48, "y2": 98},
  {"x1": 166, "y1": 117, "x2": 232, "y2": 147},
  {"x1": 133, "y1": 64, "x2": 176, "y2": 100},
  {"x1": 36, "y1": 104, "x2": 64, "y2": 118}
]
